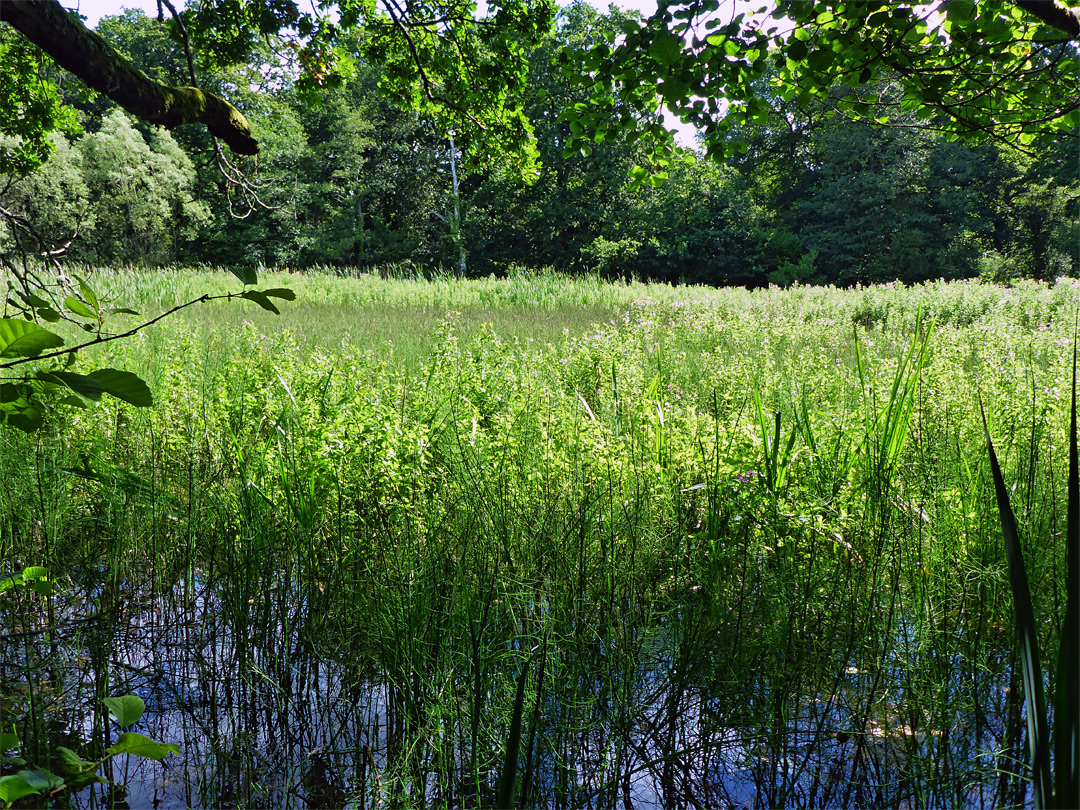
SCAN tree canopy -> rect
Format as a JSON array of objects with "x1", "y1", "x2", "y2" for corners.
[
  {"x1": 0, "y1": 0, "x2": 556, "y2": 171},
  {"x1": 561, "y1": 0, "x2": 1079, "y2": 168},
  {"x1": 2, "y1": 0, "x2": 1077, "y2": 177}
]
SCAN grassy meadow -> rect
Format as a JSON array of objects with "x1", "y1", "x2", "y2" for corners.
[{"x1": 3, "y1": 267, "x2": 1080, "y2": 808}]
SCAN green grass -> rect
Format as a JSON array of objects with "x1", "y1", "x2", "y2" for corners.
[{"x1": 2, "y1": 269, "x2": 1079, "y2": 808}]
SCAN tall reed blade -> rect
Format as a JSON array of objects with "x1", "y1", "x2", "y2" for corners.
[
  {"x1": 982, "y1": 398, "x2": 1052, "y2": 808},
  {"x1": 495, "y1": 656, "x2": 531, "y2": 809},
  {"x1": 1055, "y1": 337, "x2": 1079, "y2": 808}
]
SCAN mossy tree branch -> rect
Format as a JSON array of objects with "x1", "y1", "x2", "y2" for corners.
[{"x1": 0, "y1": 0, "x2": 258, "y2": 155}]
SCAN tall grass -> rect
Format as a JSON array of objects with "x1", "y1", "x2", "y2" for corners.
[{"x1": 2, "y1": 270, "x2": 1078, "y2": 807}]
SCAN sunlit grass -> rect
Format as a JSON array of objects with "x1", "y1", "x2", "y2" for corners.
[{"x1": 3, "y1": 268, "x2": 1079, "y2": 808}]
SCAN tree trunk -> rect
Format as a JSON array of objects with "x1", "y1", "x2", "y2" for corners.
[{"x1": 0, "y1": 0, "x2": 258, "y2": 155}]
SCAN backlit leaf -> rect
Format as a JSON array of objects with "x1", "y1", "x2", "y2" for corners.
[
  {"x1": 103, "y1": 695, "x2": 146, "y2": 728},
  {"x1": 105, "y1": 732, "x2": 179, "y2": 760},
  {"x1": 228, "y1": 266, "x2": 258, "y2": 285},
  {"x1": 88, "y1": 369, "x2": 153, "y2": 407},
  {"x1": 64, "y1": 296, "x2": 96, "y2": 319},
  {"x1": 0, "y1": 319, "x2": 64, "y2": 358}
]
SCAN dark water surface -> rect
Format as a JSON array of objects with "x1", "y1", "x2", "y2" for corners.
[{"x1": 2, "y1": 568, "x2": 1028, "y2": 809}]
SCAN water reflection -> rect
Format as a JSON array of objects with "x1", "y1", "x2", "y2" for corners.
[{"x1": 1, "y1": 569, "x2": 1026, "y2": 809}]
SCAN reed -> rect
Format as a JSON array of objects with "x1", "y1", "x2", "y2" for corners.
[{"x1": 1, "y1": 270, "x2": 1077, "y2": 807}]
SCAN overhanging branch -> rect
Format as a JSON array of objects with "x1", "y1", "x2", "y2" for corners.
[
  {"x1": 1014, "y1": 0, "x2": 1080, "y2": 39},
  {"x1": 0, "y1": 0, "x2": 259, "y2": 155}
]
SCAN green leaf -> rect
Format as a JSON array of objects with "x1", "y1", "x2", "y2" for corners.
[
  {"x1": 21, "y1": 566, "x2": 46, "y2": 581},
  {"x1": 64, "y1": 296, "x2": 96, "y2": 319},
  {"x1": 105, "y1": 732, "x2": 179, "y2": 760},
  {"x1": 56, "y1": 747, "x2": 102, "y2": 777},
  {"x1": 0, "y1": 319, "x2": 64, "y2": 359},
  {"x1": 0, "y1": 768, "x2": 64, "y2": 803},
  {"x1": 75, "y1": 276, "x2": 99, "y2": 310},
  {"x1": 87, "y1": 369, "x2": 153, "y2": 407},
  {"x1": 0, "y1": 730, "x2": 18, "y2": 752},
  {"x1": 103, "y1": 695, "x2": 146, "y2": 728},
  {"x1": 2, "y1": 404, "x2": 43, "y2": 432},
  {"x1": 261, "y1": 288, "x2": 295, "y2": 301},
  {"x1": 240, "y1": 290, "x2": 281, "y2": 315},
  {"x1": 228, "y1": 266, "x2": 258, "y2": 285},
  {"x1": 648, "y1": 28, "x2": 682, "y2": 67},
  {"x1": 0, "y1": 774, "x2": 42, "y2": 805},
  {"x1": 37, "y1": 371, "x2": 106, "y2": 401},
  {"x1": 806, "y1": 48, "x2": 835, "y2": 71},
  {"x1": 982, "y1": 400, "x2": 1051, "y2": 809},
  {"x1": 27, "y1": 579, "x2": 56, "y2": 597},
  {"x1": 35, "y1": 307, "x2": 61, "y2": 323}
]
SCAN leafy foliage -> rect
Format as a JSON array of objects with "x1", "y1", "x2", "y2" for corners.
[
  {"x1": 561, "y1": 0, "x2": 1079, "y2": 163},
  {"x1": 0, "y1": 567, "x2": 178, "y2": 808}
]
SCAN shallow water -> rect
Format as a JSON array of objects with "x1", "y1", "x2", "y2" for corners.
[{"x1": 1, "y1": 567, "x2": 1028, "y2": 809}]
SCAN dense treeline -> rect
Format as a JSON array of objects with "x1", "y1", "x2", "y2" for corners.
[{"x1": 1, "y1": 3, "x2": 1076, "y2": 285}]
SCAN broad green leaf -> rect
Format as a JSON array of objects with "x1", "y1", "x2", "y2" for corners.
[
  {"x1": 17, "y1": 768, "x2": 64, "y2": 790},
  {"x1": 103, "y1": 694, "x2": 146, "y2": 728},
  {"x1": 807, "y1": 48, "x2": 835, "y2": 71},
  {"x1": 228, "y1": 266, "x2": 258, "y2": 285},
  {"x1": 37, "y1": 371, "x2": 106, "y2": 401},
  {"x1": 261, "y1": 288, "x2": 295, "y2": 301},
  {"x1": 75, "y1": 276, "x2": 99, "y2": 310},
  {"x1": 0, "y1": 774, "x2": 40, "y2": 804},
  {"x1": 27, "y1": 579, "x2": 56, "y2": 597},
  {"x1": 64, "y1": 296, "x2": 96, "y2": 319},
  {"x1": 648, "y1": 28, "x2": 682, "y2": 67},
  {"x1": 240, "y1": 290, "x2": 281, "y2": 315},
  {"x1": 786, "y1": 38, "x2": 808, "y2": 62},
  {"x1": 87, "y1": 369, "x2": 153, "y2": 407},
  {"x1": 35, "y1": 307, "x2": 61, "y2": 323},
  {"x1": 5, "y1": 403, "x2": 44, "y2": 432},
  {"x1": 56, "y1": 747, "x2": 100, "y2": 776},
  {"x1": 0, "y1": 319, "x2": 64, "y2": 359},
  {"x1": 0, "y1": 730, "x2": 17, "y2": 751},
  {"x1": 21, "y1": 566, "x2": 46, "y2": 581},
  {"x1": 0, "y1": 768, "x2": 64, "y2": 803},
  {"x1": 105, "y1": 732, "x2": 179, "y2": 760}
]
